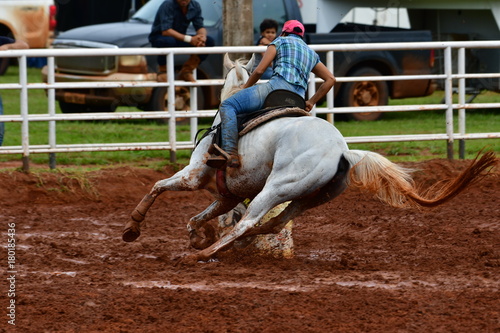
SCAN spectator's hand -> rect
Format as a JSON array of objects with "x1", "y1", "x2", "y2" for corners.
[
  {"x1": 259, "y1": 37, "x2": 272, "y2": 46},
  {"x1": 192, "y1": 34, "x2": 206, "y2": 47}
]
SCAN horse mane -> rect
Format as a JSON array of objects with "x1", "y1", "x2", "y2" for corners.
[{"x1": 220, "y1": 58, "x2": 250, "y2": 102}]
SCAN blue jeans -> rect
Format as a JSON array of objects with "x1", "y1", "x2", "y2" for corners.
[
  {"x1": 0, "y1": 95, "x2": 4, "y2": 146},
  {"x1": 150, "y1": 35, "x2": 215, "y2": 66},
  {"x1": 220, "y1": 75, "x2": 305, "y2": 154}
]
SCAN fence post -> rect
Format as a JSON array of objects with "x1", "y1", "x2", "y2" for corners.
[
  {"x1": 326, "y1": 50, "x2": 334, "y2": 124},
  {"x1": 47, "y1": 56, "x2": 57, "y2": 169},
  {"x1": 19, "y1": 55, "x2": 30, "y2": 172},
  {"x1": 190, "y1": 75, "x2": 198, "y2": 143},
  {"x1": 444, "y1": 46, "x2": 454, "y2": 160},
  {"x1": 458, "y1": 47, "x2": 466, "y2": 159},
  {"x1": 167, "y1": 52, "x2": 177, "y2": 163},
  {"x1": 308, "y1": 72, "x2": 316, "y2": 117}
]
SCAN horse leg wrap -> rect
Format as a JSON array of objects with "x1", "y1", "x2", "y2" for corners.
[
  {"x1": 131, "y1": 194, "x2": 156, "y2": 222},
  {"x1": 122, "y1": 194, "x2": 156, "y2": 242},
  {"x1": 131, "y1": 209, "x2": 146, "y2": 223},
  {"x1": 122, "y1": 220, "x2": 141, "y2": 242}
]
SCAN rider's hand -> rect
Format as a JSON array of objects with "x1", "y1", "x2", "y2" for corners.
[{"x1": 305, "y1": 101, "x2": 314, "y2": 112}]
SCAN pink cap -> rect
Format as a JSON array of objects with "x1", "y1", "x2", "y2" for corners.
[{"x1": 281, "y1": 20, "x2": 305, "y2": 37}]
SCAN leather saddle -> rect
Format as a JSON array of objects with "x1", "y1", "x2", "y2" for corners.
[
  {"x1": 237, "y1": 89, "x2": 307, "y2": 130},
  {"x1": 210, "y1": 90, "x2": 309, "y2": 146}
]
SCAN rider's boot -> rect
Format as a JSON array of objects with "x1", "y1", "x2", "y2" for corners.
[
  {"x1": 227, "y1": 152, "x2": 240, "y2": 168},
  {"x1": 206, "y1": 144, "x2": 240, "y2": 169},
  {"x1": 178, "y1": 55, "x2": 200, "y2": 82},
  {"x1": 157, "y1": 65, "x2": 167, "y2": 82}
]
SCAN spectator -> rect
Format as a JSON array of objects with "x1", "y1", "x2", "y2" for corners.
[
  {"x1": 253, "y1": 18, "x2": 278, "y2": 79},
  {"x1": 0, "y1": 37, "x2": 29, "y2": 146},
  {"x1": 148, "y1": 0, "x2": 215, "y2": 82}
]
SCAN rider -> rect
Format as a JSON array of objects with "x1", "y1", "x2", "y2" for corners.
[{"x1": 206, "y1": 20, "x2": 336, "y2": 169}]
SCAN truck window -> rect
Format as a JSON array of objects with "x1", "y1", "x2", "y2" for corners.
[
  {"x1": 253, "y1": 0, "x2": 288, "y2": 35},
  {"x1": 131, "y1": 0, "x2": 222, "y2": 27},
  {"x1": 341, "y1": 7, "x2": 410, "y2": 29}
]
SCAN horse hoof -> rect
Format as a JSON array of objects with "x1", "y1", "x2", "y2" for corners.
[
  {"x1": 189, "y1": 224, "x2": 217, "y2": 250},
  {"x1": 174, "y1": 254, "x2": 200, "y2": 267},
  {"x1": 122, "y1": 220, "x2": 141, "y2": 242},
  {"x1": 234, "y1": 235, "x2": 257, "y2": 249}
]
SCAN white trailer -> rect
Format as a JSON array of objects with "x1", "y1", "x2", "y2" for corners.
[{"x1": 313, "y1": 0, "x2": 500, "y2": 91}]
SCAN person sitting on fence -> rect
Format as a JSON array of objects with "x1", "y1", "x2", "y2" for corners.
[{"x1": 148, "y1": 0, "x2": 215, "y2": 82}]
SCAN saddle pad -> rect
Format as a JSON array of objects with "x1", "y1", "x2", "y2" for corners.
[{"x1": 239, "y1": 107, "x2": 310, "y2": 136}]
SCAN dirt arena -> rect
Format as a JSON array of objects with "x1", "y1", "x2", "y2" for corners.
[{"x1": 0, "y1": 157, "x2": 498, "y2": 332}]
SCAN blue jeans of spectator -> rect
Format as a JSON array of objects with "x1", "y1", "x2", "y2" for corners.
[
  {"x1": 0, "y1": 95, "x2": 4, "y2": 146},
  {"x1": 220, "y1": 75, "x2": 305, "y2": 154},
  {"x1": 150, "y1": 35, "x2": 215, "y2": 66}
]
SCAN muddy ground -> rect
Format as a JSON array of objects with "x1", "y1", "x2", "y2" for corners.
[{"x1": 0, "y1": 157, "x2": 498, "y2": 332}]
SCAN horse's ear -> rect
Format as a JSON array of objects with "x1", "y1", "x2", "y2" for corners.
[
  {"x1": 224, "y1": 53, "x2": 235, "y2": 70},
  {"x1": 245, "y1": 54, "x2": 256, "y2": 72}
]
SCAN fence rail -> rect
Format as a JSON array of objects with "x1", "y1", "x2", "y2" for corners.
[{"x1": 0, "y1": 41, "x2": 499, "y2": 171}]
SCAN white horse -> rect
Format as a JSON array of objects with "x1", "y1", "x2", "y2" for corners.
[{"x1": 123, "y1": 53, "x2": 497, "y2": 265}]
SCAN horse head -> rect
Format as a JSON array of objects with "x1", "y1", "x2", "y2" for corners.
[{"x1": 220, "y1": 53, "x2": 255, "y2": 102}]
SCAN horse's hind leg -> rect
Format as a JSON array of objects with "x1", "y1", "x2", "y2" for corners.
[{"x1": 241, "y1": 157, "x2": 349, "y2": 238}]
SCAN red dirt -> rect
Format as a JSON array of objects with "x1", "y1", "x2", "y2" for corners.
[{"x1": 0, "y1": 158, "x2": 498, "y2": 332}]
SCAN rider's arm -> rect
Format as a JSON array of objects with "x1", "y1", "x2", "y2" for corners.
[
  {"x1": 243, "y1": 45, "x2": 276, "y2": 88},
  {"x1": 305, "y1": 62, "x2": 336, "y2": 112}
]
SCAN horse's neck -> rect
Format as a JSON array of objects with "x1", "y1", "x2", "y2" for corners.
[
  {"x1": 212, "y1": 113, "x2": 221, "y2": 127},
  {"x1": 213, "y1": 60, "x2": 249, "y2": 127}
]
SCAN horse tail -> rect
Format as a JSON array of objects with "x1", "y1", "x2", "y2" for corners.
[{"x1": 342, "y1": 149, "x2": 497, "y2": 209}]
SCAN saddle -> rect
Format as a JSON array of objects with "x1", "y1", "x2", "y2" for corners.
[
  {"x1": 205, "y1": 90, "x2": 310, "y2": 195},
  {"x1": 211, "y1": 90, "x2": 309, "y2": 149}
]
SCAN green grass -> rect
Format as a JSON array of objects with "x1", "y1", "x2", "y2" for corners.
[
  {"x1": 0, "y1": 66, "x2": 498, "y2": 169},
  {"x1": 332, "y1": 92, "x2": 500, "y2": 162}
]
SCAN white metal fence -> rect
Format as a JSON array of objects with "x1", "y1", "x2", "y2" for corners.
[{"x1": 0, "y1": 41, "x2": 499, "y2": 171}]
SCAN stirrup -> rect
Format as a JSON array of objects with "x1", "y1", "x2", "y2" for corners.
[
  {"x1": 206, "y1": 144, "x2": 240, "y2": 169},
  {"x1": 206, "y1": 144, "x2": 231, "y2": 169},
  {"x1": 208, "y1": 144, "x2": 231, "y2": 159},
  {"x1": 206, "y1": 156, "x2": 227, "y2": 170}
]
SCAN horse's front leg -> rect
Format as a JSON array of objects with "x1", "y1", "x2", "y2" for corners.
[
  {"x1": 123, "y1": 165, "x2": 212, "y2": 242},
  {"x1": 187, "y1": 198, "x2": 241, "y2": 249}
]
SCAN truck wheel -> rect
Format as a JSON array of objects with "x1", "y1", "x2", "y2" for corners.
[
  {"x1": 340, "y1": 67, "x2": 388, "y2": 121},
  {"x1": 59, "y1": 102, "x2": 117, "y2": 113},
  {"x1": 146, "y1": 86, "x2": 205, "y2": 124}
]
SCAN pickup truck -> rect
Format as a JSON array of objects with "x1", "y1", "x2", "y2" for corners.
[
  {"x1": 43, "y1": 0, "x2": 435, "y2": 121},
  {"x1": 0, "y1": 0, "x2": 57, "y2": 74}
]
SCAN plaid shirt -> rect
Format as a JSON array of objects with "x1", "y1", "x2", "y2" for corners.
[{"x1": 270, "y1": 34, "x2": 320, "y2": 90}]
